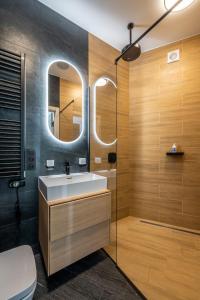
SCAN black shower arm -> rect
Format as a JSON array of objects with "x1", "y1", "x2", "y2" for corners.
[
  {"x1": 115, "y1": 0, "x2": 183, "y2": 64},
  {"x1": 59, "y1": 99, "x2": 75, "y2": 114}
]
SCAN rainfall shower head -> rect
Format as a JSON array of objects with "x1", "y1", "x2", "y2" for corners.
[{"x1": 121, "y1": 23, "x2": 141, "y2": 62}]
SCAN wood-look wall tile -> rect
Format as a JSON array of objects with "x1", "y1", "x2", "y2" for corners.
[
  {"x1": 117, "y1": 207, "x2": 130, "y2": 220},
  {"x1": 182, "y1": 91, "x2": 200, "y2": 106},
  {"x1": 183, "y1": 199, "x2": 200, "y2": 217},
  {"x1": 183, "y1": 172, "x2": 200, "y2": 187},
  {"x1": 131, "y1": 146, "x2": 160, "y2": 161},
  {"x1": 131, "y1": 206, "x2": 160, "y2": 222},
  {"x1": 117, "y1": 191, "x2": 130, "y2": 210},
  {"x1": 159, "y1": 184, "x2": 183, "y2": 200},
  {"x1": 159, "y1": 160, "x2": 184, "y2": 175},
  {"x1": 132, "y1": 82, "x2": 160, "y2": 98},
  {"x1": 89, "y1": 34, "x2": 130, "y2": 222},
  {"x1": 130, "y1": 159, "x2": 159, "y2": 173},
  {"x1": 160, "y1": 109, "x2": 182, "y2": 123},
  {"x1": 159, "y1": 121, "x2": 182, "y2": 137},
  {"x1": 129, "y1": 35, "x2": 200, "y2": 229},
  {"x1": 182, "y1": 135, "x2": 200, "y2": 147},
  {"x1": 159, "y1": 94, "x2": 182, "y2": 112},
  {"x1": 131, "y1": 171, "x2": 160, "y2": 184},
  {"x1": 159, "y1": 212, "x2": 184, "y2": 228},
  {"x1": 131, "y1": 112, "x2": 159, "y2": 126},
  {"x1": 131, "y1": 124, "x2": 160, "y2": 136},
  {"x1": 131, "y1": 181, "x2": 159, "y2": 195},
  {"x1": 132, "y1": 98, "x2": 159, "y2": 114},
  {"x1": 159, "y1": 173, "x2": 183, "y2": 185},
  {"x1": 159, "y1": 198, "x2": 182, "y2": 214},
  {"x1": 182, "y1": 214, "x2": 200, "y2": 231},
  {"x1": 130, "y1": 133, "x2": 159, "y2": 147}
]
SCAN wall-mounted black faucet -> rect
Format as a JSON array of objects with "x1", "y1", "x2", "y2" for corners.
[{"x1": 64, "y1": 161, "x2": 70, "y2": 175}]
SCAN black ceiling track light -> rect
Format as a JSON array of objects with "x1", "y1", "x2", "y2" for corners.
[
  {"x1": 121, "y1": 23, "x2": 141, "y2": 62},
  {"x1": 115, "y1": 0, "x2": 183, "y2": 64}
]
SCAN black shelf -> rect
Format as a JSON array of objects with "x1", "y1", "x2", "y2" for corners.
[{"x1": 166, "y1": 152, "x2": 184, "y2": 156}]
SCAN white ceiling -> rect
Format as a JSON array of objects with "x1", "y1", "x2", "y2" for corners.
[{"x1": 38, "y1": 0, "x2": 200, "y2": 52}]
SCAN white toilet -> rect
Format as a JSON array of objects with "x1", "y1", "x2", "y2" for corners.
[{"x1": 0, "y1": 245, "x2": 37, "y2": 300}]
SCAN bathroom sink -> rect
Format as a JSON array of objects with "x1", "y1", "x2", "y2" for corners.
[
  {"x1": 38, "y1": 172, "x2": 107, "y2": 201},
  {"x1": 94, "y1": 169, "x2": 116, "y2": 177},
  {"x1": 94, "y1": 169, "x2": 116, "y2": 190}
]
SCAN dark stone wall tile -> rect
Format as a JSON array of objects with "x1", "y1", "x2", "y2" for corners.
[
  {"x1": 0, "y1": 0, "x2": 89, "y2": 251},
  {"x1": 0, "y1": 218, "x2": 38, "y2": 252}
]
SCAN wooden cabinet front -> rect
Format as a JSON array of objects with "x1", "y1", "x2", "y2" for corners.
[
  {"x1": 39, "y1": 190, "x2": 111, "y2": 275},
  {"x1": 50, "y1": 221, "x2": 110, "y2": 274},
  {"x1": 50, "y1": 193, "x2": 111, "y2": 242}
]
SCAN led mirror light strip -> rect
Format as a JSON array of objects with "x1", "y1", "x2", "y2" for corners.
[
  {"x1": 46, "y1": 59, "x2": 85, "y2": 145},
  {"x1": 93, "y1": 77, "x2": 117, "y2": 146}
]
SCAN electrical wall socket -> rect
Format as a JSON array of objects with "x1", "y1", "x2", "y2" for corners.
[
  {"x1": 79, "y1": 158, "x2": 87, "y2": 165},
  {"x1": 95, "y1": 157, "x2": 102, "y2": 164},
  {"x1": 46, "y1": 160, "x2": 54, "y2": 168}
]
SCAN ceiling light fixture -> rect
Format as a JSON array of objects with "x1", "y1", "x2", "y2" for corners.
[{"x1": 164, "y1": 0, "x2": 194, "y2": 11}]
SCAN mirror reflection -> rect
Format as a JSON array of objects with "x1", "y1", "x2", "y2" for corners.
[
  {"x1": 95, "y1": 77, "x2": 117, "y2": 145},
  {"x1": 48, "y1": 61, "x2": 83, "y2": 142}
]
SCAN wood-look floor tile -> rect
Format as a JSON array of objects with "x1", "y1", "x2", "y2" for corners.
[{"x1": 117, "y1": 217, "x2": 200, "y2": 300}]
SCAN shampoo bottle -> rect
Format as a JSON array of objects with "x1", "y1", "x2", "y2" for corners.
[{"x1": 171, "y1": 143, "x2": 177, "y2": 153}]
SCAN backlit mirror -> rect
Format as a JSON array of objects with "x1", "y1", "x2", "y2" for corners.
[
  {"x1": 48, "y1": 61, "x2": 83, "y2": 143},
  {"x1": 94, "y1": 77, "x2": 117, "y2": 146}
]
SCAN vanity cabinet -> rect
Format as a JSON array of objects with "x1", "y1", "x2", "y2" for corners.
[{"x1": 39, "y1": 190, "x2": 111, "y2": 275}]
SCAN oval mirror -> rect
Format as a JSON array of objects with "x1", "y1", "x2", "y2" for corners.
[
  {"x1": 48, "y1": 60, "x2": 83, "y2": 143},
  {"x1": 93, "y1": 77, "x2": 117, "y2": 146}
]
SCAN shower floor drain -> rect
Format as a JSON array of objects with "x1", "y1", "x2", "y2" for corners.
[{"x1": 140, "y1": 220, "x2": 200, "y2": 236}]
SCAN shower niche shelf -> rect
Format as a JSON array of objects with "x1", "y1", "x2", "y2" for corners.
[{"x1": 166, "y1": 152, "x2": 184, "y2": 156}]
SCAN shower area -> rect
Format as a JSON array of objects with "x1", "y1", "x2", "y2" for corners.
[
  {"x1": 116, "y1": 32, "x2": 200, "y2": 299},
  {"x1": 89, "y1": 23, "x2": 200, "y2": 300}
]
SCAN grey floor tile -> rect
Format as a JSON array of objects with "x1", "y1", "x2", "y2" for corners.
[{"x1": 33, "y1": 250, "x2": 145, "y2": 300}]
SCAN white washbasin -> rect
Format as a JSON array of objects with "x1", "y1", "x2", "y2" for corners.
[
  {"x1": 94, "y1": 169, "x2": 116, "y2": 190},
  {"x1": 38, "y1": 172, "x2": 107, "y2": 201},
  {"x1": 94, "y1": 169, "x2": 116, "y2": 177}
]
